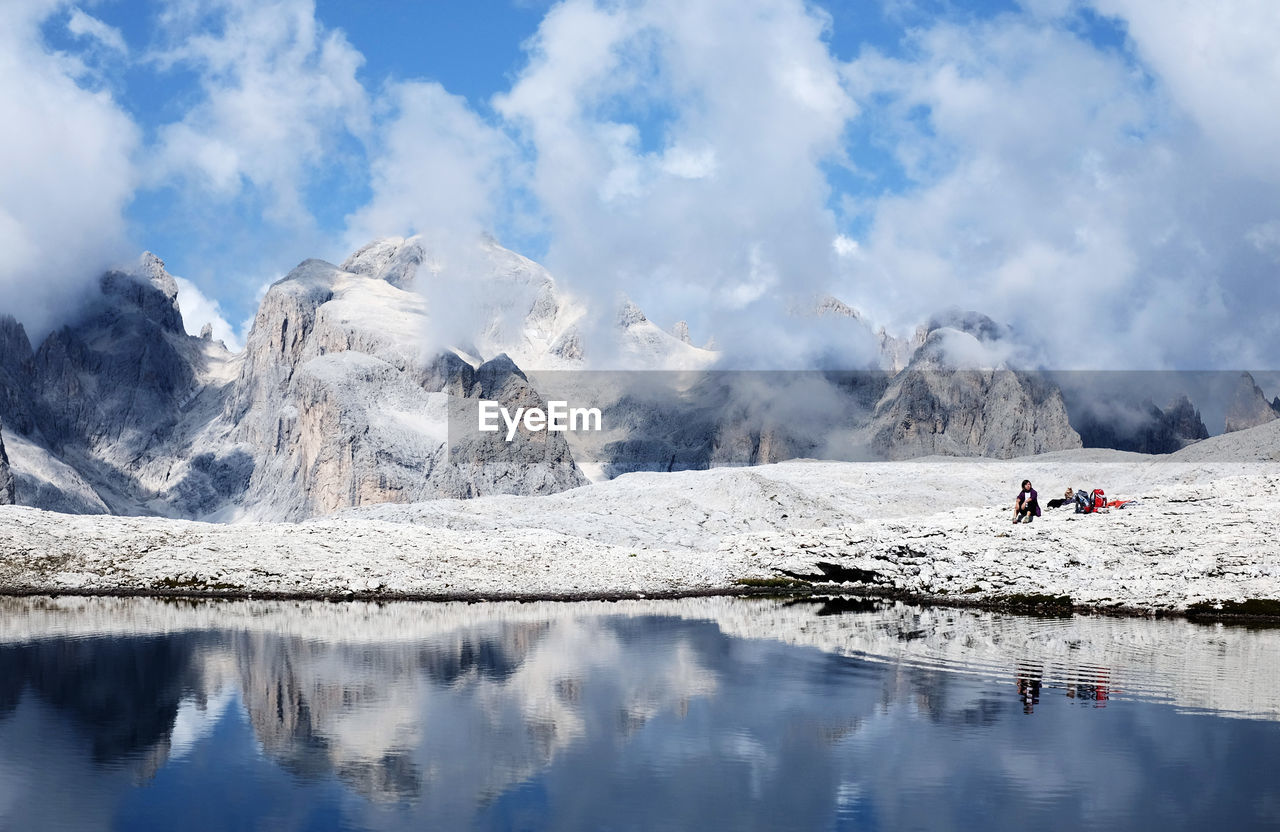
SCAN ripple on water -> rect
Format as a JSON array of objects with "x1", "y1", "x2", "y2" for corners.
[{"x1": 787, "y1": 600, "x2": 1280, "y2": 721}]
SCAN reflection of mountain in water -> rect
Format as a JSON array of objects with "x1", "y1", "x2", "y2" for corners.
[
  {"x1": 0, "y1": 634, "x2": 209, "y2": 778},
  {"x1": 2, "y1": 595, "x2": 1280, "y2": 824},
  {"x1": 223, "y1": 614, "x2": 729, "y2": 814},
  {"x1": 0, "y1": 612, "x2": 723, "y2": 809},
  {"x1": 232, "y1": 622, "x2": 552, "y2": 803}
]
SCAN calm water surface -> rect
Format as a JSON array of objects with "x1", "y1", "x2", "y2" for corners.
[{"x1": 2, "y1": 595, "x2": 1279, "y2": 831}]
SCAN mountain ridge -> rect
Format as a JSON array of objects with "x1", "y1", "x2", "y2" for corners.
[{"x1": 3, "y1": 237, "x2": 1226, "y2": 521}]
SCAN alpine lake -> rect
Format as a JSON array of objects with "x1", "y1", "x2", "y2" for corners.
[{"x1": 2, "y1": 593, "x2": 1278, "y2": 831}]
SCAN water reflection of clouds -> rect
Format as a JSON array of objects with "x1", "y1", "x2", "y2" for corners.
[
  {"x1": 0, "y1": 598, "x2": 1279, "y2": 830},
  {"x1": 168, "y1": 687, "x2": 236, "y2": 761}
]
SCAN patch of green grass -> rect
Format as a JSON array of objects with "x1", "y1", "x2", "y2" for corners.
[
  {"x1": 734, "y1": 577, "x2": 812, "y2": 590},
  {"x1": 1188, "y1": 598, "x2": 1280, "y2": 619}
]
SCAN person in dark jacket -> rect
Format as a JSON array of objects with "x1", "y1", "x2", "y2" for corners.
[{"x1": 1013, "y1": 480, "x2": 1040, "y2": 524}]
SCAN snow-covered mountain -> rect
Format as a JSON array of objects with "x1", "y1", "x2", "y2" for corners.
[
  {"x1": 0, "y1": 244, "x2": 592, "y2": 520},
  {"x1": 0, "y1": 238, "x2": 1101, "y2": 521},
  {"x1": 338, "y1": 235, "x2": 717, "y2": 372},
  {"x1": 202, "y1": 254, "x2": 587, "y2": 520}
]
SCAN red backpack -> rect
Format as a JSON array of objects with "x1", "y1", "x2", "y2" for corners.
[{"x1": 1090, "y1": 489, "x2": 1106, "y2": 512}]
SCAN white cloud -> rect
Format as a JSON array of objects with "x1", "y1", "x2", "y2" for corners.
[
  {"x1": 67, "y1": 8, "x2": 128, "y2": 55},
  {"x1": 833, "y1": 235, "x2": 860, "y2": 258},
  {"x1": 1089, "y1": 0, "x2": 1280, "y2": 182},
  {"x1": 174, "y1": 275, "x2": 243, "y2": 350},
  {"x1": 496, "y1": 0, "x2": 862, "y2": 367},
  {"x1": 7, "y1": 0, "x2": 1278, "y2": 376},
  {"x1": 130, "y1": 0, "x2": 375, "y2": 328},
  {"x1": 343, "y1": 81, "x2": 516, "y2": 248},
  {"x1": 148, "y1": 0, "x2": 369, "y2": 225},
  {"x1": 839, "y1": 14, "x2": 1280, "y2": 369},
  {"x1": 340, "y1": 80, "x2": 526, "y2": 355},
  {"x1": 659, "y1": 146, "x2": 718, "y2": 180},
  {"x1": 0, "y1": 0, "x2": 139, "y2": 340}
]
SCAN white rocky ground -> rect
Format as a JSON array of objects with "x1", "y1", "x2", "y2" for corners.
[{"x1": 1, "y1": 420, "x2": 1277, "y2": 614}]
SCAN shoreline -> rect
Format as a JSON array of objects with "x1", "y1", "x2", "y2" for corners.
[
  {"x1": 4, "y1": 431, "x2": 1280, "y2": 621},
  {"x1": 5, "y1": 592, "x2": 1279, "y2": 729},
  {"x1": 2, "y1": 581, "x2": 1277, "y2": 626}
]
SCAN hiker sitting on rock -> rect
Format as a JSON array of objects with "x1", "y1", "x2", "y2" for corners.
[{"x1": 1013, "y1": 480, "x2": 1040, "y2": 524}]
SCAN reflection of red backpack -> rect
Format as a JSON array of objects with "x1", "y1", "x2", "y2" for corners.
[{"x1": 1091, "y1": 489, "x2": 1106, "y2": 511}]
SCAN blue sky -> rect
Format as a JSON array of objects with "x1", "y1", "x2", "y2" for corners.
[{"x1": 3, "y1": 0, "x2": 1279, "y2": 368}]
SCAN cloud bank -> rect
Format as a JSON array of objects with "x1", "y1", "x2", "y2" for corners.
[
  {"x1": 839, "y1": 3, "x2": 1280, "y2": 369},
  {"x1": 494, "y1": 0, "x2": 860, "y2": 367},
  {"x1": 3, "y1": 0, "x2": 1279, "y2": 370},
  {"x1": 0, "y1": 0, "x2": 138, "y2": 340}
]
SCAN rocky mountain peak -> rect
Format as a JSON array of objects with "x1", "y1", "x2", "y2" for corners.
[
  {"x1": 0, "y1": 419, "x2": 14, "y2": 505},
  {"x1": 340, "y1": 237, "x2": 426, "y2": 288},
  {"x1": 1163, "y1": 395, "x2": 1210, "y2": 442},
  {"x1": 216, "y1": 247, "x2": 589, "y2": 519},
  {"x1": 32, "y1": 250, "x2": 201, "y2": 469},
  {"x1": 1075, "y1": 394, "x2": 1209, "y2": 454},
  {"x1": 1225, "y1": 371, "x2": 1279, "y2": 433},
  {"x1": 474, "y1": 353, "x2": 528, "y2": 398},
  {"x1": 0, "y1": 316, "x2": 35, "y2": 436},
  {"x1": 0, "y1": 314, "x2": 32, "y2": 358},
  {"x1": 98, "y1": 253, "x2": 184, "y2": 335},
  {"x1": 617, "y1": 300, "x2": 648, "y2": 328},
  {"x1": 816, "y1": 295, "x2": 862, "y2": 320},
  {"x1": 866, "y1": 326, "x2": 1080, "y2": 459},
  {"x1": 876, "y1": 326, "x2": 921, "y2": 374},
  {"x1": 925, "y1": 309, "x2": 1011, "y2": 344},
  {"x1": 0, "y1": 237, "x2": 1155, "y2": 520},
  {"x1": 911, "y1": 326, "x2": 1008, "y2": 370},
  {"x1": 138, "y1": 251, "x2": 178, "y2": 293}
]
